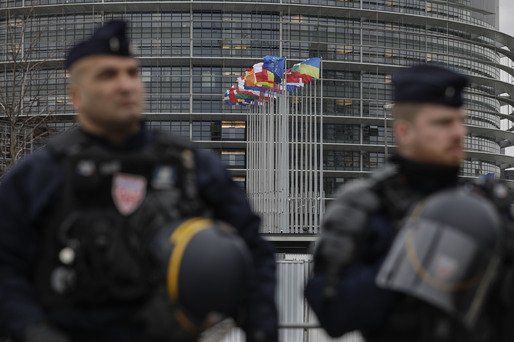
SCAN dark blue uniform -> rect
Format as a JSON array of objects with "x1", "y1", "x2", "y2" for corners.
[
  {"x1": 304, "y1": 63, "x2": 483, "y2": 342},
  {"x1": 305, "y1": 217, "x2": 397, "y2": 338},
  {"x1": 0, "y1": 127, "x2": 277, "y2": 341},
  {"x1": 305, "y1": 155, "x2": 462, "y2": 341}
]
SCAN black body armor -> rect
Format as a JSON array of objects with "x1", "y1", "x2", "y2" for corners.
[
  {"x1": 314, "y1": 165, "x2": 423, "y2": 300},
  {"x1": 370, "y1": 179, "x2": 514, "y2": 342},
  {"x1": 35, "y1": 129, "x2": 206, "y2": 307}
]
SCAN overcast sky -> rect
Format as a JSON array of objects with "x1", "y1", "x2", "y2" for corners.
[{"x1": 499, "y1": 0, "x2": 514, "y2": 36}]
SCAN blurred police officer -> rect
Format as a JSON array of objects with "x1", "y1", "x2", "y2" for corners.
[
  {"x1": 305, "y1": 63, "x2": 514, "y2": 341},
  {"x1": 0, "y1": 20, "x2": 278, "y2": 342}
]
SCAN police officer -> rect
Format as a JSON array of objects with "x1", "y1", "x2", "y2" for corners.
[
  {"x1": 305, "y1": 63, "x2": 514, "y2": 341},
  {"x1": 0, "y1": 20, "x2": 278, "y2": 342}
]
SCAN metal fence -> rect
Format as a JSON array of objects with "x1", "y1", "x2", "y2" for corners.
[{"x1": 205, "y1": 254, "x2": 364, "y2": 342}]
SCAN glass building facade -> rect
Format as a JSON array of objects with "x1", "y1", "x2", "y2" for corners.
[{"x1": 2, "y1": 0, "x2": 514, "y2": 233}]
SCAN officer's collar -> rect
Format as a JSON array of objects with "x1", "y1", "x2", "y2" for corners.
[
  {"x1": 389, "y1": 154, "x2": 460, "y2": 193},
  {"x1": 79, "y1": 121, "x2": 151, "y2": 150}
]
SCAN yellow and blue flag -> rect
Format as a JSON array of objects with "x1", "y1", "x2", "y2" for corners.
[{"x1": 292, "y1": 57, "x2": 321, "y2": 79}]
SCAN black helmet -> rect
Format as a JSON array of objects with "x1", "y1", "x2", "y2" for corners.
[
  {"x1": 416, "y1": 187, "x2": 501, "y2": 249},
  {"x1": 377, "y1": 187, "x2": 503, "y2": 328},
  {"x1": 150, "y1": 217, "x2": 253, "y2": 332}
]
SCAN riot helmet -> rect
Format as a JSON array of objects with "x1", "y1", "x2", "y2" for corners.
[
  {"x1": 376, "y1": 187, "x2": 502, "y2": 328},
  {"x1": 149, "y1": 217, "x2": 253, "y2": 332}
]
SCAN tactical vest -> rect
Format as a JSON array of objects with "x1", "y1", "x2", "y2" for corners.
[
  {"x1": 35, "y1": 129, "x2": 206, "y2": 307},
  {"x1": 363, "y1": 284, "x2": 507, "y2": 342},
  {"x1": 363, "y1": 170, "x2": 514, "y2": 342},
  {"x1": 368, "y1": 164, "x2": 422, "y2": 222}
]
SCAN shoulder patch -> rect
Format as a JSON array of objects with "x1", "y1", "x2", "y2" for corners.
[{"x1": 46, "y1": 129, "x2": 89, "y2": 158}]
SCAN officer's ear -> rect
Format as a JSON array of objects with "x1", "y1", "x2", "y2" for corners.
[
  {"x1": 393, "y1": 119, "x2": 413, "y2": 150},
  {"x1": 69, "y1": 83, "x2": 83, "y2": 113},
  {"x1": 68, "y1": 61, "x2": 87, "y2": 112}
]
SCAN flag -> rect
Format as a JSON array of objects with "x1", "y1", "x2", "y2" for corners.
[
  {"x1": 224, "y1": 89, "x2": 236, "y2": 105},
  {"x1": 284, "y1": 79, "x2": 304, "y2": 92},
  {"x1": 244, "y1": 63, "x2": 273, "y2": 92},
  {"x1": 291, "y1": 57, "x2": 321, "y2": 79},
  {"x1": 224, "y1": 87, "x2": 237, "y2": 105},
  {"x1": 283, "y1": 76, "x2": 313, "y2": 92},
  {"x1": 252, "y1": 62, "x2": 264, "y2": 73},
  {"x1": 224, "y1": 56, "x2": 290, "y2": 106},
  {"x1": 283, "y1": 63, "x2": 314, "y2": 92},
  {"x1": 244, "y1": 64, "x2": 259, "y2": 86},
  {"x1": 254, "y1": 70, "x2": 277, "y2": 89},
  {"x1": 237, "y1": 88, "x2": 260, "y2": 101},
  {"x1": 237, "y1": 76, "x2": 246, "y2": 91},
  {"x1": 224, "y1": 83, "x2": 261, "y2": 106},
  {"x1": 286, "y1": 72, "x2": 313, "y2": 84},
  {"x1": 263, "y1": 55, "x2": 285, "y2": 81},
  {"x1": 244, "y1": 67, "x2": 279, "y2": 94}
]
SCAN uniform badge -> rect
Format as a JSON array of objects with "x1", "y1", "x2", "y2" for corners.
[
  {"x1": 112, "y1": 173, "x2": 147, "y2": 215},
  {"x1": 152, "y1": 165, "x2": 176, "y2": 189},
  {"x1": 76, "y1": 160, "x2": 96, "y2": 176}
]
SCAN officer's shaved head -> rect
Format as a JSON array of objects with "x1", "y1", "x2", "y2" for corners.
[
  {"x1": 69, "y1": 61, "x2": 87, "y2": 85},
  {"x1": 392, "y1": 103, "x2": 423, "y2": 122}
]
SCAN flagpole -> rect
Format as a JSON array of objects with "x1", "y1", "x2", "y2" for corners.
[
  {"x1": 319, "y1": 57, "x2": 325, "y2": 222},
  {"x1": 305, "y1": 71, "x2": 315, "y2": 232},
  {"x1": 311, "y1": 69, "x2": 321, "y2": 233},
  {"x1": 226, "y1": 56, "x2": 289, "y2": 233},
  {"x1": 281, "y1": 58, "x2": 288, "y2": 233},
  {"x1": 292, "y1": 85, "x2": 296, "y2": 233}
]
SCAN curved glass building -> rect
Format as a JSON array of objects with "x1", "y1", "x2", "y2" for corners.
[{"x1": 2, "y1": 0, "x2": 514, "y2": 238}]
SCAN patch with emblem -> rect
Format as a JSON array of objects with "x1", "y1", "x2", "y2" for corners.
[
  {"x1": 76, "y1": 160, "x2": 96, "y2": 177},
  {"x1": 152, "y1": 165, "x2": 176, "y2": 189},
  {"x1": 445, "y1": 86, "x2": 455, "y2": 99},
  {"x1": 109, "y1": 37, "x2": 120, "y2": 52},
  {"x1": 112, "y1": 173, "x2": 147, "y2": 215},
  {"x1": 432, "y1": 254, "x2": 459, "y2": 280}
]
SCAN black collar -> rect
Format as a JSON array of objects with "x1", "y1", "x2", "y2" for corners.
[
  {"x1": 78, "y1": 122, "x2": 151, "y2": 151},
  {"x1": 389, "y1": 154, "x2": 460, "y2": 194}
]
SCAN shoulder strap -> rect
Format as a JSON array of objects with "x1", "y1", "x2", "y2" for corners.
[
  {"x1": 153, "y1": 130, "x2": 195, "y2": 151},
  {"x1": 374, "y1": 165, "x2": 424, "y2": 224},
  {"x1": 369, "y1": 163, "x2": 398, "y2": 186},
  {"x1": 151, "y1": 130, "x2": 207, "y2": 217},
  {"x1": 46, "y1": 128, "x2": 92, "y2": 159}
]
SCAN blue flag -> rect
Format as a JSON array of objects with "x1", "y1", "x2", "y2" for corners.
[{"x1": 263, "y1": 55, "x2": 285, "y2": 81}]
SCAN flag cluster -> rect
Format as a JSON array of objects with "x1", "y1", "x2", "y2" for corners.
[{"x1": 224, "y1": 56, "x2": 321, "y2": 106}]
